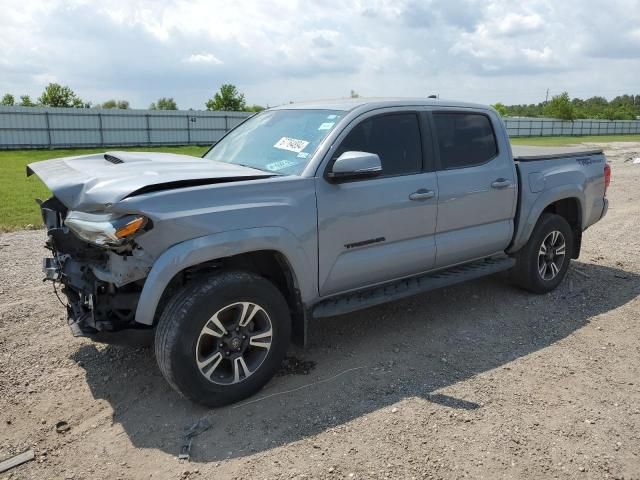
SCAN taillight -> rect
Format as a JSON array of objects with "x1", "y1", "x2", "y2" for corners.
[{"x1": 604, "y1": 163, "x2": 611, "y2": 196}]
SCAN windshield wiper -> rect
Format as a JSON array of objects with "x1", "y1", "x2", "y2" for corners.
[{"x1": 234, "y1": 162, "x2": 283, "y2": 175}]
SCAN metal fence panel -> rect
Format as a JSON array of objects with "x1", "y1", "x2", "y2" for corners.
[
  {"x1": 190, "y1": 129, "x2": 225, "y2": 143},
  {"x1": 48, "y1": 112, "x2": 100, "y2": 129},
  {"x1": 101, "y1": 113, "x2": 147, "y2": 129},
  {"x1": 504, "y1": 117, "x2": 640, "y2": 137},
  {"x1": 191, "y1": 115, "x2": 227, "y2": 130},
  {"x1": 2, "y1": 107, "x2": 640, "y2": 148},
  {"x1": 103, "y1": 129, "x2": 148, "y2": 146},
  {"x1": 149, "y1": 129, "x2": 188, "y2": 144},
  {"x1": 0, "y1": 106, "x2": 252, "y2": 149},
  {"x1": 149, "y1": 115, "x2": 185, "y2": 129},
  {"x1": 51, "y1": 129, "x2": 102, "y2": 146}
]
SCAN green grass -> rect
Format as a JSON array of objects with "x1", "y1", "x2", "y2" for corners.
[
  {"x1": 0, "y1": 146, "x2": 208, "y2": 231},
  {"x1": 510, "y1": 134, "x2": 640, "y2": 146}
]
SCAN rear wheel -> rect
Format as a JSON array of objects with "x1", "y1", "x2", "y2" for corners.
[
  {"x1": 155, "y1": 271, "x2": 291, "y2": 407},
  {"x1": 510, "y1": 213, "x2": 574, "y2": 293}
]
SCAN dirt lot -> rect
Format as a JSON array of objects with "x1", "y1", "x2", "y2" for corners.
[{"x1": 1, "y1": 142, "x2": 639, "y2": 480}]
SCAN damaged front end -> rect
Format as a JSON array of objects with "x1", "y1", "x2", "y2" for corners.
[{"x1": 40, "y1": 197, "x2": 154, "y2": 345}]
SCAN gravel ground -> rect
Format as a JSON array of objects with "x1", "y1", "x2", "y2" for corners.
[{"x1": 1, "y1": 142, "x2": 639, "y2": 480}]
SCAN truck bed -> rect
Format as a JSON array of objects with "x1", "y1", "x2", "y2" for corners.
[
  {"x1": 512, "y1": 145, "x2": 604, "y2": 161},
  {"x1": 509, "y1": 145, "x2": 607, "y2": 254}
]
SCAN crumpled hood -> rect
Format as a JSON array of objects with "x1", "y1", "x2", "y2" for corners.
[{"x1": 27, "y1": 151, "x2": 273, "y2": 211}]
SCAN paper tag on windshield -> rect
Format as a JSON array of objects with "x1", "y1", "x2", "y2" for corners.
[
  {"x1": 318, "y1": 122, "x2": 334, "y2": 130},
  {"x1": 273, "y1": 137, "x2": 309, "y2": 153},
  {"x1": 265, "y1": 159, "x2": 298, "y2": 171}
]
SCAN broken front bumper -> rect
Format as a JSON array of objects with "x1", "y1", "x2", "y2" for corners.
[
  {"x1": 39, "y1": 197, "x2": 152, "y2": 345},
  {"x1": 43, "y1": 252, "x2": 150, "y2": 344}
]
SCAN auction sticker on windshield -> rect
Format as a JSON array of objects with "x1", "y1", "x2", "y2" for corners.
[{"x1": 274, "y1": 137, "x2": 309, "y2": 153}]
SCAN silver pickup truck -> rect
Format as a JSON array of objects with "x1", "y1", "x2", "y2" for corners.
[{"x1": 27, "y1": 98, "x2": 610, "y2": 406}]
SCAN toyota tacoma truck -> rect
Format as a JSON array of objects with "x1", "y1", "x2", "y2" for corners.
[{"x1": 27, "y1": 98, "x2": 611, "y2": 407}]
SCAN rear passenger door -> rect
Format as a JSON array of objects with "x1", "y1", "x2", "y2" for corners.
[{"x1": 431, "y1": 110, "x2": 517, "y2": 268}]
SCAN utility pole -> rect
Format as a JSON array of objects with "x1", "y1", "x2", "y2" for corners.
[{"x1": 545, "y1": 88, "x2": 549, "y2": 104}]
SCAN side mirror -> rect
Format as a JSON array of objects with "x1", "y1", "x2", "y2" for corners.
[{"x1": 327, "y1": 151, "x2": 382, "y2": 182}]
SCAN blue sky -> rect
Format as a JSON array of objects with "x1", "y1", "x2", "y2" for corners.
[{"x1": 1, "y1": 0, "x2": 639, "y2": 109}]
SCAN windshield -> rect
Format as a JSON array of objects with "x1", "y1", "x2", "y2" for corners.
[{"x1": 204, "y1": 109, "x2": 344, "y2": 175}]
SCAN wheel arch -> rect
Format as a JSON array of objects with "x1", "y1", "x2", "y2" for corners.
[
  {"x1": 509, "y1": 187, "x2": 585, "y2": 256},
  {"x1": 541, "y1": 197, "x2": 582, "y2": 258},
  {"x1": 135, "y1": 228, "x2": 313, "y2": 345}
]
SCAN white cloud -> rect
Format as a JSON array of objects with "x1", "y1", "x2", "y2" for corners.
[
  {"x1": 495, "y1": 13, "x2": 544, "y2": 36},
  {"x1": 0, "y1": 0, "x2": 638, "y2": 108},
  {"x1": 522, "y1": 47, "x2": 554, "y2": 63},
  {"x1": 183, "y1": 53, "x2": 223, "y2": 65}
]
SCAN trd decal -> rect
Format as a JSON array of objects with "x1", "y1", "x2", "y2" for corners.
[
  {"x1": 344, "y1": 237, "x2": 386, "y2": 249},
  {"x1": 576, "y1": 157, "x2": 602, "y2": 166}
]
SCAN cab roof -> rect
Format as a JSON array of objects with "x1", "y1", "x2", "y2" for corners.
[{"x1": 269, "y1": 97, "x2": 491, "y2": 112}]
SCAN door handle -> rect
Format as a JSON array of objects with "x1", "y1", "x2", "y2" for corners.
[
  {"x1": 491, "y1": 178, "x2": 512, "y2": 189},
  {"x1": 409, "y1": 189, "x2": 435, "y2": 201}
]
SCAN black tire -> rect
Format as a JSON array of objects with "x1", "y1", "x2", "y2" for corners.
[
  {"x1": 155, "y1": 270, "x2": 291, "y2": 407},
  {"x1": 510, "y1": 213, "x2": 574, "y2": 294}
]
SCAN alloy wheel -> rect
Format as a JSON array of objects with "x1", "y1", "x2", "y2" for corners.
[
  {"x1": 195, "y1": 302, "x2": 273, "y2": 385},
  {"x1": 537, "y1": 230, "x2": 566, "y2": 281}
]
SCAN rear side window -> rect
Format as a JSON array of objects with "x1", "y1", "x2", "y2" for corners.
[
  {"x1": 335, "y1": 113, "x2": 422, "y2": 176},
  {"x1": 433, "y1": 113, "x2": 498, "y2": 169}
]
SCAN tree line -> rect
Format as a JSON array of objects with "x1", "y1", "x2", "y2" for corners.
[
  {"x1": 4, "y1": 84, "x2": 639, "y2": 120},
  {"x1": 1, "y1": 83, "x2": 265, "y2": 112},
  {"x1": 492, "y1": 92, "x2": 640, "y2": 121}
]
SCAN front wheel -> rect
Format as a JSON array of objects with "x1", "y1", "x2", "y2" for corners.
[
  {"x1": 155, "y1": 271, "x2": 291, "y2": 407},
  {"x1": 510, "y1": 213, "x2": 574, "y2": 294}
]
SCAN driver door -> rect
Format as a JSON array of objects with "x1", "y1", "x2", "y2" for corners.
[{"x1": 315, "y1": 110, "x2": 439, "y2": 296}]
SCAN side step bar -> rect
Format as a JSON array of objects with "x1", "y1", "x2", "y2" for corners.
[{"x1": 312, "y1": 256, "x2": 515, "y2": 318}]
